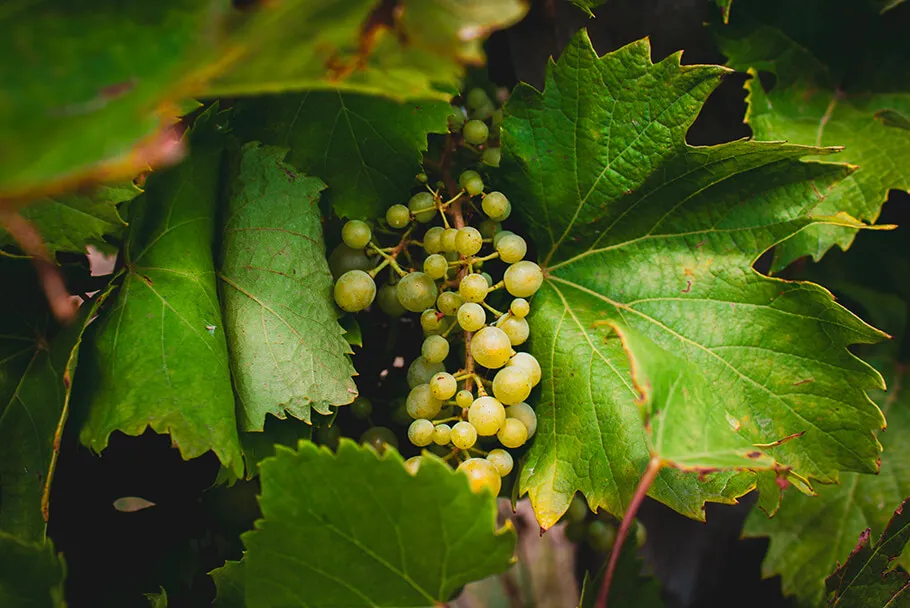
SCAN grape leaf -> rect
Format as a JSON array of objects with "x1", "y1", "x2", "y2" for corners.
[
  {"x1": 569, "y1": 0, "x2": 607, "y2": 18},
  {"x1": 715, "y1": 0, "x2": 734, "y2": 22},
  {"x1": 744, "y1": 362, "x2": 910, "y2": 606},
  {"x1": 715, "y1": 0, "x2": 910, "y2": 270},
  {"x1": 0, "y1": 533, "x2": 65, "y2": 608},
  {"x1": 234, "y1": 92, "x2": 451, "y2": 219},
  {"x1": 145, "y1": 588, "x2": 168, "y2": 608},
  {"x1": 242, "y1": 440, "x2": 516, "y2": 607},
  {"x1": 211, "y1": 559, "x2": 245, "y2": 608},
  {"x1": 77, "y1": 109, "x2": 244, "y2": 478},
  {"x1": 825, "y1": 497, "x2": 910, "y2": 607},
  {"x1": 498, "y1": 30, "x2": 886, "y2": 528}
]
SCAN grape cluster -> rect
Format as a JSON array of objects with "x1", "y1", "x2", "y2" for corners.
[
  {"x1": 562, "y1": 494, "x2": 619, "y2": 553},
  {"x1": 329, "y1": 88, "x2": 542, "y2": 496}
]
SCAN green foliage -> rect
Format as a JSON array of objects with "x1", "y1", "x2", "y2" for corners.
[
  {"x1": 0, "y1": 532, "x2": 65, "y2": 608},
  {"x1": 578, "y1": 546, "x2": 663, "y2": 608},
  {"x1": 211, "y1": 560, "x2": 245, "y2": 608},
  {"x1": 716, "y1": 0, "x2": 910, "y2": 270},
  {"x1": 239, "y1": 440, "x2": 516, "y2": 607}
]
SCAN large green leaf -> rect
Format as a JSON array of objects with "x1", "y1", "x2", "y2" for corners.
[
  {"x1": 211, "y1": 560, "x2": 245, "y2": 608},
  {"x1": 0, "y1": 533, "x2": 65, "y2": 608},
  {"x1": 716, "y1": 0, "x2": 910, "y2": 270},
  {"x1": 77, "y1": 110, "x2": 243, "y2": 478},
  {"x1": 825, "y1": 497, "x2": 910, "y2": 607},
  {"x1": 498, "y1": 30, "x2": 886, "y2": 528},
  {"x1": 220, "y1": 143, "x2": 357, "y2": 431},
  {"x1": 235, "y1": 92, "x2": 451, "y2": 219},
  {"x1": 743, "y1": 362, "x2": 910, "y2": 606},
  {"x1": 241, "y1": 440, "x2": 516, "y2": 607}
]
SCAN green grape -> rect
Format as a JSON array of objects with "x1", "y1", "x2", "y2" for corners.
[
  {"x1": 466, "y1": 88, "x2": 491, "y2": 109},
  {"x1": 492, "y1": 366, "x2": 532, "y2": 405},
  {"x1": 406, "y1": 384, "x2": 443, "y2": 419},
  {"x1": 416, "y1": 172, "x2": 428, "y2": 184},
  {"x1": 499, "y1": 316, "x2": 530, "y2": 346},
  {"x1": 422, "y1": 335, "x2": 450, "y2": 363},
  {"x1": 397, "y1": 271, "x2": 439, "y2": 312},
  {"x1": 455, "y1": 389, "x2": 474, "y2": 409},
  {"x1": 505, "y1": 403, "x2": 537, "y2": 438},
  {"x1": 342, "y1": 219, "x2": 372, "y2": 249},
  {"x1": 386, "y1": 204, "x2": 411, "y2": 229},
  {"x1": 458, "y1": 170, "x2": 484, "y2": 196},
  {"x1": 478, "y1": 218, "x2": 500, "y2": 239},
  {"x1": 496, "y1": 234, "x2": 527, "y2": 264},
  {"x1": 423, "y1": 226, "x2": 445, "y2": 254},
  {"x1": 510, "y1": 298, "x2": 530, "y2": 318},
  {"x1": 440, "y1": 228, "x2": 459, "y2": 252},
  {"x1": 420, "y1": 309, "x2": 444, "y2": 334},
  {"x1": 459, "y1": 273, "x2": 488, "y2": 303},
  {"x1": 408, "y1": 191, "x2": 437, "y2": 223},
  {"x1": 482, "y1": 192, "x2": 509, "y2": 220},
  {"x1": 437, "y1": 291, "x2": 464, "y2": 316},
  {"x1": 504, "y1": 261, "x2": 544, "y2": 298},
  {"x1": 471, "y1": 326, "x2": 512, "y2": 369},
  {"x1": 492, "y1": 230, "x2": 514, "y2": 249},
  {"x1": 407, "y1": 356, "x2": 446, "y2": 388},
  {"x1": 459, "y1": 170, "x2": 480, "y2": 186},
  {"x1": 481, "y1": 147, "x2": 501, "y2": 167},
  {"x1": 350, "y1": 397, "x2": 373, "y2": 420},
  {"x1": 316, "y1": 423, "x2": 341, "y2": 450},
  {"x1": 565, "y1": 521, "x2": 588, "y2": 543},
  {"x1": 377, "y1": 284, "x2": 407, "y2": 316},
  {"x1": 497, "y1": 417, "x2": 529, "y2": 448},
  {"x1": 445, "y1": 250, "x2": 460, "y2": 263},
  {"x1": 334, "y1": 270, "x2": 376, "y2": 312},
  {"x1": 481, "y1": 272, "x2": 494, "y2": 287},
  {"x1": 433, "y1": 423, "x2": 452, "y2": 446},
  {"x1": 468, "y1": 396, "x2": 506, "y2": 436},
  {"x1": 457, "y1": 458, "x2": 501, "y2": 495},
  {"x1": 451, "y1": 421, "x2": 478, "y2": 449},
  {"x1": 455, "y1": 227, "x2": 483, "y2": 256},
  {"x1": 587, "y1": 520, "x2": 616, "y2": 552},
  {"x1": 404, "y1": 456, "x2": 422, "y2": 475},
  {"x1": 360, "y1": 426, "x2": 399, "y2": 453},
  {"x1": 462, "y1": 119, "x2": 490, "y2": 145},
  {"x1": 507, "y1": 352, "x2": 541, "y2": 386},
  {"x1": 430, "y1": 372, "x2": 457, "y2": 400},
  {"x1": 566, "y1": 495, "x2": 588, "y2": 524},
  {"x1": 486, "y1": 448, "x2": 513, "y2": 476},
  {"x1": 471, "y1": 101, "x2": 496, "y2": 122},
  {"x1": 448, "y1": 110, "x2": 466, "y2": 132},
  {"x1": 328, "y1": 244, "x2": 373, "y2": 280},
  {"x1": 408, "y1": 418, "x2": 435, "y2": 447},
  {"x1": 423, "y1": 254, "x2": 448, "y2": 279}
]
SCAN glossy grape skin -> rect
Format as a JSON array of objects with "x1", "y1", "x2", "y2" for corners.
[
  {"x1": 397, "y1": 272, "x2": 439, "y2": 312},
  {"x1": 342, "y1": 220, "x2": 372, "y2": 249},
  {"x1": 507, "y1": 352, "x2": 542, "y2": 387},
  {"x1": 478, "y1": 218, "x2": 500, "y2": 239},
  {"x1": 459, "y1": 170, "x2": 484, "y2": 196},
  {"x1": 422, "y1": 254, "x2": 447, "y2": 279},
  {"x1": 455, "y1": 389, "x2": 474, "y2": 409},
  {"x1": 420, "y1": 309, "x2": 444, "y2": 334},
  {"x1": 421, "y1": 335, "x2": 450, "y2": 363},
  {"x1": 466, "y1": 88, "x2": 491, "y2": 109},
  {"x1": 328, "y1": 244, "x2": 373, "y2": 280},
  {"x1": 408, "y1": 192, "x2": 437, "y2": 223},
  {"x1": 385, "y1": 205, "x2": 411, "y2": 230},
  {"x1": 350, "y1": 397, "x2": 373, "y2": 419},
  {"x1": 430, "y1": 372, "x2": 457, "y2": 400},
  {"x1": 492, "y1": 366, "x2": 532, "y2": 405},
  {"x1": 433, "y1": 424, "x2": 452, "y2": 446},
  {"x1": 482, "y1": 192, "x2": 509, "y2": 219},
  {"x1": 451, "y1": 421, "x2": 478, "y2": 449},
  {"x1": 437, "y1": 291, "x2": 464, "y2": 317},
  {"x1": 468, "y1": 396, "x2": 506, "y2": 436},
  {"x1": 482, "y1": 147, "x2": 501, "y2": 167},
  {"x1": 471, "y1": 326, "x2": 512, "y2": 369},
  {"x1": 377, "y1": 284, "x2": 407, "y2": 316},
  {"x1": 459, "y1": 273, "x2": 488, "y2": 303},
  {"x1": 492, "y1": 230, "x2": 514, "y2": 248},
  {"x1": 462, "y1": 120, "x2": 490, "y2": 145},
  {"x1": 587, "y1": 520, "x2": 617, "y2": 552},
  {"x1": 457, "y1": 458, "x2": 501, "y2": 495},
  {"x1": 448, "y1": 110, "x2": 466, "y2": 132},
  {"x1": 499, "y1": 316, "x2": 530, "y2": 346},
  {"x1": 407, "y1": 356, "x2": 446, "y2": 388},
  {"x1": 423, "y1": 226, "x2": 445, "y2": 254},
  {"x1": 406, "y1": 383, "x2": 443, "y2": 419},
  {"x1": 455, "y1": 227, "x2": 483, "y2": 256},
  {"x1": 510, "y1": 298, "x2": 530, "y2": 318},
  {"x1": 497, "y1": 417, "x2": 529, "y2": 448},
  {"x1": 496, "y1": 234, "x2": 527, "y2": 264},
  {"x1": 505, "y1": 403, "x2": 537, "y2": 438},
  {"x1": 440, "y1": 228, "x2": 459, "y2": 252},
  {"x1": 504, "y1": 261, "x2": 544, "y2": 298},
  {"x1": 360, "y1": 426, "x2": 399, "y2": 453},
  {"x1": 408, "y1": 419, "x2": 435, "y2": 447},
  {"x1": 404, "y1": 456, "x2": 422, "y2": 475},
  {"x1": 457, "y1": 303, "x2": 486, "y2": 331},
  {"x1": 486, "y1": 448, "x2": 513, "y2": 476},
  {"x1": 334, "y1": 270, "x2": 376, "y2": 312}
]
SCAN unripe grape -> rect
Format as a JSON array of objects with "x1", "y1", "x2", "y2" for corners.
[
  {"x1": 493, "y1": 230, "x2": 514, "y2": 248},
  {"x1": 433, "y1": 423, "x2": 452, "y2": 446},
  {"x1": 328, "y1": 244, "x2": 373, "y2": 280},
  {"x1": 406, "y1": 384, "x2": 443, "y2": 419},
  {"x1": 507, "y1": 352, "x2": 541, "y2": 386},
  {"x1": 587, "y1": 520, "x2": 617, "y2": 553},
  {"x1": 499, "y1": 316, "x2": 530, "y2": 346},
  {"x1": 471, "y1": 326, "x2": 512, "y2": 369},
  {"x1": 481, "y1": 272, "x2": 494, "y2": 287},
  {"x1": 482, "y1": 147, "x2": 501, "y2": 167},
  {"x1": 448, "y1": 110, "x2": 466, "y2": 132},
  {"x1": 441, "y1": 228, "x2": 459, "y2": 252},
  {"x1": 486, "y1": 448, "x2": 513, "y2": 476},
  {"x1": 386, "y1": 205, "x2": 411, "y2": 229},
  {"x1": 341, "y1": 220, "x2": 372, "y2": 249},
  {"x1": 360, "y1": 426, "x2": 398, "y2": 453},
  {"x1": 565, "y1": 521, "x2": 588, "y2": 543},
  {"x1": 457, "y1": 458, "x2": 501, "y2": 495},
  {"x1": 422, "y1": 335, "x2": 450, "y2": 363},
  {"x1": 455, "y1": 227, "x2": 483, "y2": 256},
  {"x1": 316, "y1": 423, "x2": 341, "y2": 450},
  {"x1": 468, "y1": 396, "x2": 506, "y2": 436},
  {"x1": 423, "y1": 254, "x2": 448, "y2": 279},
  {"x1": 510, "y1": 298, "x2": 530, "y2": 318},
  {"x1": 437, "y1": 291, "x2": 464, "y2": 316},
  {"x1": 407, "y1": 356, "x2": 445, "y2": 388},
  {"x1": 430, "y1": 372, "x2": 457, "y2": 400},
  {"x1": 397, "y1": 272, "x2": 439, "y2": 312},
  {"x1": 451, "y1": 421, "x2": 478, "y2": 449},
  {"x1": 334, "y1": 270, "x2": 376, "y2": 312},
  {"x1": 505, "y1": 403, "x2": 537, "y2": 438},
  {"x1": 466, "y1": 88, "x2": 491, "y2": 109},
  {"x1": 378, "y1": 284, "x2": 407, "y2": 316},
  {"x1": 350, "y1": 397, "x2": 372, "y2": 419},
  {"x1": 459, "y1": 170, "x2": 484, "y2": 196},
  {"x1": 492, "y1": 366, "x2": 532, "y2": 405},
  {"x1": 496, "y1": 234, "x2": 527, "y2": 264},
  {"x1": 497, "y1": 417, "x2": 529, "y2": 448},
  {"x1": 404, "y1": 456, "x2": 422, "y2": 475},
  {"x1": 504, "y1": 261, "x2": 544, "y2": 298},
  {"x1": 416, "y1": 172, "x2": 428, "y2": 183},
  {"x1": 420, "y1": 309, "x2": 444, "y2": 334},
  {"x1": 457, "y1": 302, "x2": 486, "y2": 332},
  {"x1": 408, "y1": 192, "x2": 437, "y2": 223},
  {"x1": 478, "y1": 218, "x2": 500, "y2": 239},
  {"x1": 408, "y1": 419, "x2": 435, "y2": 447},
  {"x1": 455, "y1": 389, "x2": 474, "y2": 409},
  {"x1": 471, "y1": 101, "x2": 496, "y2": 121},
  {"x1": 482, "y1": 192, "x2": 509, "y2": 220},
  {"x1": 462, "y1": 119, "x2": 490, "y2": 145},
  {"x1": 459, "y1": 273, "x2": 488, "y2": 303},
  {"x1": 423, "y1": 226, "x2": 445, "y2": 254},
  {"x1": 566, "y1": 495, "x2": 588, "y2": 524}
]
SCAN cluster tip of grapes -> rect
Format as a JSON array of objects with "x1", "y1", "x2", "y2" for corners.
[{"x1": 330, "y1": 87, "x2": 543, "y2": 496}]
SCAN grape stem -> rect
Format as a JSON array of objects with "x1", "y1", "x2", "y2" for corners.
[
  {"x1": 366, "y1": 245, "x2": 407, "y2": 278},
  {"x1": 483, "y1": 301, "x2": 505, "y2": 318}
]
